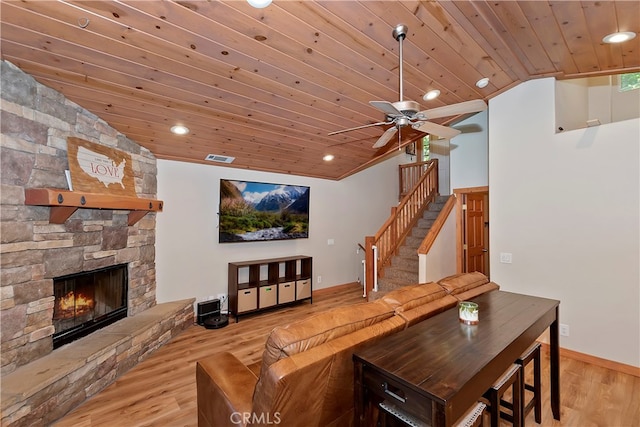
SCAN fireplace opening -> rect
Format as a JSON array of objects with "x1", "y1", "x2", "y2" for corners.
[{"x1": 52, "y1": 263, "x2": 128, "y2": 349}]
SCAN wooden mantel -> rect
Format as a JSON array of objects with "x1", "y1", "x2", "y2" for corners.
[{"x1": 24, "y1": 188, "x2": 163, "y2": 226}]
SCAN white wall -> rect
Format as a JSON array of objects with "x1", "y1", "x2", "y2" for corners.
[
  {"x1": 420, "y1": 209, "x2": 457, "y2": 283},
  {"x1": 429, "y1": 139, "x2": 451, "y2": 195},
  {"x1": 155, "y1": 154, "x2": 403, "y2": 309},
  {"x1": 489, "y1": 78, "x2": 640, "y2": 367},
  {"x1": 428, "y1": 107, "x2": 489, "y2": 196},
  {"x1": 450, "y1": 109, "x2": 489, "y2": 190}
]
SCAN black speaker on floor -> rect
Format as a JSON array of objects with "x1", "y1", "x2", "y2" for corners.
[{"x1": 197, "y1": 299, "x2": 220, "y2": 325}]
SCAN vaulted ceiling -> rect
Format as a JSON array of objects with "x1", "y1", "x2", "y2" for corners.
[{"x1": 2, "y1": 1, "x2": 639, "y2": 180}]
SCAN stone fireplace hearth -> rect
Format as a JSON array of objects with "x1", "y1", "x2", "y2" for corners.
[{"x1": 0, "y1": 61, "x2": 194, "y2": 426}]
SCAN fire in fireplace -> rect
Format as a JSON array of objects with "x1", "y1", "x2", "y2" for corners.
[{"x1": 52, "y1": 263, "x2": 128, "y2": 348}]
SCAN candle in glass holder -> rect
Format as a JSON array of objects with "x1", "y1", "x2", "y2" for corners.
[{"x1": 459, "y1": 301, "x2": 479, "y2": 325}]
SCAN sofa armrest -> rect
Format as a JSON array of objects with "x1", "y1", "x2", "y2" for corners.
[{"x1": 197, "y1": 352, "x2": 257, "y2": 427}]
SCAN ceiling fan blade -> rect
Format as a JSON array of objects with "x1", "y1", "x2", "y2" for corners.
[
  {"x1": 370, "y1": 101, "x2": 403, "y2": 117},
  {"x1": 372, "y1": 127, "x2": 398, "y2": 148},
  {"x1": 417, "y1": 99, "x2": 487, "y2": 120},
  {"x1": 328, "y1": 121, "x2": 389, "y2": 136},
  {"x1": 412, "y1": 121, "x2": 461, "y2": 139}
]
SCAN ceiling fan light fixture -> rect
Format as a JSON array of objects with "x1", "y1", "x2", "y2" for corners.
[
  {"x1": 423, "y1": 89, "x2": 441, "y2": 101},
  {"x1": 247, "y1": 0, "x2": 272, "y2": 8},
  {"x1": 323, "y1": 154, "x2": 335, "y2": 162},
  {"x1": 602, "y1": 31, "x2": 636, "y2": 44},
  {"x1": 170, "y1": 125, "x2": 189, "y2": 135},
  {"x1": 476, "y1": 78, "x2": 490, "y2": 89}
]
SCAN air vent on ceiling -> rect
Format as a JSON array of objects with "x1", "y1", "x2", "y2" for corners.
[{"x1": 205, "y1": 154, "x2": 235, "y2": 164}]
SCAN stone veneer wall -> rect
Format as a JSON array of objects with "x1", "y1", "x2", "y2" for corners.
[{"x1": 0, "y1": 60, "x2": 159, "y2": 374}]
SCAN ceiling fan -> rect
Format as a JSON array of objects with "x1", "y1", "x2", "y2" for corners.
[{"x1": 329, "y1": 24, "x2": 487, "y2": 148}]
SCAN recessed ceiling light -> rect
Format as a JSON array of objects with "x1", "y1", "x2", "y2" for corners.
[
  {"x1": 247, "y1": 0, "x2": 271, "y2": 8},
  {"x1": 323, "y1": 154, "x2": 335, "y2": 162},
  {"x1": 602, "y1": 31, "x2": 636, "y2": 44},
  {"x1": 170, "y1": 125, "x2": 189, "y2": 135},
  {"x1": 423, "y1": 89, "x2": 441, "y2": 101},
  {"x1": 476, "y1": 78, "x2": 490, "y2": 89}
]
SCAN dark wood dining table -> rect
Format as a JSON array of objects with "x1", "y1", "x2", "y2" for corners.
[{"x1": 353, "y1": 290, "x2": 561, "y2": 427}]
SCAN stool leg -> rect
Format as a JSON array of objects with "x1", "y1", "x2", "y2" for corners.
[
  {"x1": 490, "y1": 391, "x2": 500, "y2": 427},
  {"x1": 519, "y1": 363, "x2": 526, "y2": 427},
  {"x1": 486, "y1": 364, "x2": 521, "y2": 427},
  {"x1": 514, "y1": 373, "x2": 522, "y2": 427},
  {"x1": 534, "y1": 347, "x2": 542, "y2": 423}
]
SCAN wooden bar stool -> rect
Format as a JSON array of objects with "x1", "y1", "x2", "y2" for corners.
[
  {"x1": 517, "y1": 342, "x2": 542, "y2": 425},
  {"x1": 498, "y1": 343, "x2": 542, "y2": 426},
  {"x1": 482, "y1": 363, "x2": 522, "y2": 427}
]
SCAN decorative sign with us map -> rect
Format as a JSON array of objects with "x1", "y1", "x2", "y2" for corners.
[{"x1": 66, "y1": 137, "x2": 137, "y2": 197}]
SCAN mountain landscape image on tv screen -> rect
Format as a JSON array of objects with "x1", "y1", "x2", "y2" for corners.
[{"x1": 219, "y1": 179, "x2": 310, "y2": 243}]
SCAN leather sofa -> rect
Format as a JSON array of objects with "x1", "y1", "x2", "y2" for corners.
[{"x1": 196, "y1": 272, "x2": 498, "y2": 427}]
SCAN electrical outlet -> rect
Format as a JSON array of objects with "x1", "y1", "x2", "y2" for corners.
[
  {"x1": 559, "y1": 323, "x2": 570, "y2": 337},
  {"x1": 216, "y1": 293, "x2": 228, "y2": 314},
  {"x1": 317, "y1": 275, "x2": 322, "y2": 284}
]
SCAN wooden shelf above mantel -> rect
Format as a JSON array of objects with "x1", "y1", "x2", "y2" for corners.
[{"x1": 24, "y1": 188, "x2": 163, "y2": 226}]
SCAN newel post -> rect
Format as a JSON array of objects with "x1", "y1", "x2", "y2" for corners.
[
  {"x1": 365, "y1": 236, "x2": 375, "y2": 298},
  {"x1": 432, "y1": 158, "x2": 439, "y2": 197},
  {"x1": 390, "y1": 206, "x2": 398, "y2": 247}
]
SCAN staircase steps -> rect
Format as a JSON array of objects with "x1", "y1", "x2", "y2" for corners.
[{"x1": 369, "y1": 195, "x2": 449, "y2": 300}]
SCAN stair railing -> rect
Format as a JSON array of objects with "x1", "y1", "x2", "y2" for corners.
[
  {"x1": 399, "y1": 160, "x2": 433, "y2": 199},
  {"x1": 364, "y1": 159, "x2": 439, "y2": 296}
]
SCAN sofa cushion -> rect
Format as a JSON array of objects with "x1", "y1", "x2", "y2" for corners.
[
  {"x1": 394, "y1": 294, "x2": 459, "y2": 326},
  {"x1": 451, "y1": 283, "x2": 499, "y2": 301},
  {"x1": 438, "y1": 272, "x2": 489, "y2": 294},
  {"x1": 381, "y1": 282, "x2": 449, "y2": 312},
  {"x1": 437, "y1": 272, "x2": 499, "y2": 301},
  {"x1": 261, "y1": 299, "x2": 394, "y2": 368}
]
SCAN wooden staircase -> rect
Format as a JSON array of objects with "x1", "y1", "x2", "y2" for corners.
[
  {"x1": 369, "y1": 195, "x2": 450, "y2": 299},
  {"x1": 363, "y1": 159, "x2": 440, "y2": 299}
]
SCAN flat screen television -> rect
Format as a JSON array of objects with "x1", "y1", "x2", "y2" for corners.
[{"x1": 219, "y1": 179, "x2": 310, "y2": 243}]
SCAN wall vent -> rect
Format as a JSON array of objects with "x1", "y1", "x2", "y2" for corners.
[{"x1": 205, "y1": 154, "x2": 235, "y2": 164}]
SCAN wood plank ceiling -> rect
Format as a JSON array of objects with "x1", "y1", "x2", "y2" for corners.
[{"x1": 1, "y1": 1, "x2": 639, "y2": 180}]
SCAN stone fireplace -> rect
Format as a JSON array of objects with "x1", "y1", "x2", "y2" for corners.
[
  {"x1": 0, "y1": 61, "x2": 194, "y2": 426},
  {"x1": 0, "y1": 59, "x2": 159, "y2": 374}
]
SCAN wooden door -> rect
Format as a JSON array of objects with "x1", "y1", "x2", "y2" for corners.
[
  {"x1": 464, "y1": 192, "x2": 488, "y2": 274},
  {"x1": 454, "y1": 187, "x2": 489, "y2": 276}
]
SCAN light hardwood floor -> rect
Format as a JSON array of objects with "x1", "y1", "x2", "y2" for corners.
[{"x1": 54, "y1": 284, "x2": 640, "y2": 427}]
